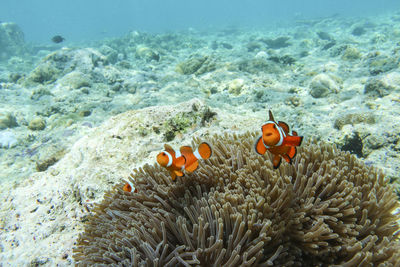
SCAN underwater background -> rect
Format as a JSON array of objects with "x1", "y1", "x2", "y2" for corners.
[{"x1": 1, "y1": 0, "x2": 400, "y2": 265}]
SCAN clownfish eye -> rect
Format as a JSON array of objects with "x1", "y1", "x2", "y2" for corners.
[{"x1": 162, "y1": 152, "x2": 166, "y2": 156}]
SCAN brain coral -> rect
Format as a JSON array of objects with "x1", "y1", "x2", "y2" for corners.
[{"x1": 73, "y1": 132, "x2": 400, "y2": 266}]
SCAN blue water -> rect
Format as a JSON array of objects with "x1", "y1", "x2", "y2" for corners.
[{"x1": 1, "y1": 0, "x2": 400, "y2": 42}]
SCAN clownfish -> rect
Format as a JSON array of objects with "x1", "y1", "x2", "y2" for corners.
[
  {"x1": 123, "y1": 180, "x2": 137, "y2": 193},
  {"x1": 156, "y1": 142, "x2": 212, "y2": 180},
  {"x1": 255, "y1": 110, "x2": 303, "y2": 169}
]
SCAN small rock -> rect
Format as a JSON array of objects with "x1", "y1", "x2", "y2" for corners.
[
  {"x1": 351, "y1": 26, "x2": 366, "y2": 36},
  {"x1": 317, "y1": 31, "x2": 333, "y2": 41},
  {"x1": 28, "y1": 117, "x2": 46, "y2": 131},
  {"x1": 58, "y1": 71, "x2": 92, "y2": 89},
  {"x1": 136, "y1": 46, "x2": 159, "y2": 61},
  {"x1": 309, "y1": 73, "x2": 340, "y2": 98}
]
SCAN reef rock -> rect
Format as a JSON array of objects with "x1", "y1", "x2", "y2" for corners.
[{"x1": 25, "y1": 48, "x2": 108, "y2": 85}]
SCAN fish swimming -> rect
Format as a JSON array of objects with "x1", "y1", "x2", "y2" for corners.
[
  {"x1": 157, "y1": 142, "x2": 212, "y2": 180},
  {"x1": 255, "y1": 110, "x2": 303, "y2": 169},
  {"x1": 123, "y1": 179, "x2": 137, "y2": 193},
  {"x1": 51, "y1": 35, "x2": 65, "y2": 43}
]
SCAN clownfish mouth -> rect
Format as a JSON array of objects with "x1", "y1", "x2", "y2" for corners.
[{"x1": 265, "y1": 133, "x2": 273, "y2": 136}]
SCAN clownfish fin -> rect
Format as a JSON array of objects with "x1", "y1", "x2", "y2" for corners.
[
  {"x1": 170, "y1": 171, "x2": 177, "y2": 181},
  {"x1": 175, "y1": 156, "x2": 186, "y2": 168},
  {"x1": 185, "y1": 160, "x2": 199, "y2": 172},
  {"x1": 255, "y1": 136, "x2": 267, "y2": 155},
  {"x1": 174, "y1": 170, "x2": 184, "y2": 177},
  {"x1": 287, "y1": 146, "x2": 297, "y2": 159},
  {"x1": 283, "y1": 136, "x2": 303, "y2": 147},
  {"x1": 272, "y1": 155, "x2": 282, "y2": 169},
  {"x1": 282, "y1": 154, "x2": 292, "y2": 163},
  {"x1": 164, "y1": 144, "x2": 175, "y2": 155},
  {"x1": 278, "y1": 121, "x2": 290, "y2": 134},
  {"x1": 164, "y1": 144, "x2": 173, "y2": 150},
  {"x1": 197, "y1": 142, "x2": 212, "y2": 159},
  {"x1": 268, "y1": 110, "x2": 275, "y2": 121},
  {"x1": 180, "y1": 145, "x2": 193, "y2": 157}
]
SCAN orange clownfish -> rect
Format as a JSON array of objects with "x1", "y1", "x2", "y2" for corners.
[
  {"x1": 255, "y1": 110, "x2": 303, "y2": 169},
  {"x1": 123, "y1": 180, "x2": 137, "y2": 193},
  {"x1": 156, "y1": 142, "x2": 212, "y2": 180}
]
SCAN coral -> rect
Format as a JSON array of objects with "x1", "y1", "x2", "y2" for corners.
[
  {"x1": 334, "y1": 112, "x2": 376, "y2": 130},
  {"x1": 364, "y1": 78, "x2": 393, "y2": 97},
  {"x1": 176, "y1": 55, "x2": 216, "y2": 75},
  {"x1": 0, "y1": 112, "x2": 18, "y2": 129},
  {"x1": 368, "y1": 55, "x2": 399, "y2": 75},
  {"x1": 341, "y1": 46, "x2": 362, "y2": 60},
  {"x1": 35, "y1": 149, "x2": 66, "y2": 172},
  {"x1": 28, "y1": 117, "x2": 46, "y2": 131},
  {"x1": 27, "y1": 61, "x2": 61, "y2": 84},
  {"x1": 74, "y1": 132, "x2": 400, "y2": 266},
  {"x1": 161, "y1": 105, "x2": 216, "y2": 142},
  {"x1": 228, "y1": 78, "x2": 245, "y2": 95}
]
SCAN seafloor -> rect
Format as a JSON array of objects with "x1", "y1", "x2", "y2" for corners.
[{"x1": 0, "y1": 10, "x2": 400, "y2": 266}]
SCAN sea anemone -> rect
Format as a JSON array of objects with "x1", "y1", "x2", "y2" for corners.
[{"x1": 73, "y1": 132, "x2": 400, "y2": 266}]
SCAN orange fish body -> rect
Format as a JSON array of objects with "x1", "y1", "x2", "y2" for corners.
[
  {"x1": 255, "y1": 110, "x2": 303, "y2": 169},
  {"x1": 157, "y1": 142, "x2": 212, "y2": 180}
]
